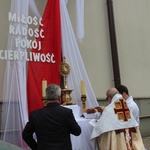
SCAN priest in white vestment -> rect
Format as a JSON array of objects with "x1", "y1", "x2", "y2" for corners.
[{"x1": 91, "y1": 88, "x2": 145, "y2": 150}]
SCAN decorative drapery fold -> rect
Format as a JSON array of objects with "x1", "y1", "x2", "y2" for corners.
[
  {"x1": 1, "y1": 0, "x2": 29, "y2": 149},
  {"x1": 29, "y1": 0, "x2": 41, "y2": 19},
  {"x1": 60, "y1": 0, "x2": 99, "y2": 108},
  {"x1": 76, "y1": 0, "x2": 84, "y2": 42}
]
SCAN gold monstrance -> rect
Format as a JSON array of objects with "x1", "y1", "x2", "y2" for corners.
[{"x1": 60, "y1": 57, "x2": 75, "y2": 105}]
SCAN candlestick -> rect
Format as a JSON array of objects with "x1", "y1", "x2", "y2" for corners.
[
  {"x1": 42, "y1": 79, "x2": 47, "y2": 98},
  {"x1": 81, "y1": 80, "x2": 86, "y2": 95},
  {"x1": 81, "y1": 95, "x2": 86, "y2": 110}
]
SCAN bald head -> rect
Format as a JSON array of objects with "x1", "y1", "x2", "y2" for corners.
[{"x1": 106, "y1": 88, "x2": 119, "y2": 102}]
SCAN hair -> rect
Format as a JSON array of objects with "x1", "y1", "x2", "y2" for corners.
[
  {"x1": 46, "y1": 84, "x2": 61, "y2": 100},
  {"x1": 117, "y1": 85, "x2": 129, "y2": 95},
  {"x1": 106, "y1": 88, "x2": 119, "y2": 98}
]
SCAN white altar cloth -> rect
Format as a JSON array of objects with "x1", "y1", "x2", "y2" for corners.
[
  {"x1": 63, "y1": 105, "x2": 82, "y2": 118},
  {"x1": 71, "y1": 118, "x2": 98, "y2": 150},
  {"x1": 63, "y1": 105, "x2": 98, "y2": 150}
]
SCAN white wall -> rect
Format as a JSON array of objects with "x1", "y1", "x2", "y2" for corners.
[
  {"x1": 0, "y1": 0, "x2": 150, "y2": 100},
  {"x1": 67, "y1": 0, "x2": 150, "y2": 99},
  {"x1": 67, "y1": 0, "x2": 114, "y2": 99},
  {"x1": 113, "y1": 0, "x2": 150, "y2": 98},
  {"x1": 0, "y1": 1, "x2": 10, "y2": 101}
]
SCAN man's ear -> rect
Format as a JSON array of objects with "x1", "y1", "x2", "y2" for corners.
[
  {"x1": 58, "y1": 96, "x2": 61, "y2": 103},
  {"x1": 122, "y1": 92, "x2": 126, "y2": 99},
  {"x1": 122, "y1": 92, "x2": 126, "y2": 95}
]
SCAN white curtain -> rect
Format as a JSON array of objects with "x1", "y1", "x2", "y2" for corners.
[
  {"x1": 76, "y1": 0, "x2": 84, "y2": 42},
  {"x1": 0, "y1": 0, "x2": 29, "y2": 149},
  {"x1": 60, "y1": 0, "x2": 99, "y2": 109}
]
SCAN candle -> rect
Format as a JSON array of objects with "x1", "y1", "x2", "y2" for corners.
[
  {"x1": 81, "y1": 80, "x2": 86, "y2": 95},
  {"x1": 42, "y1": 79, "x2": 47, "y2": 97}
]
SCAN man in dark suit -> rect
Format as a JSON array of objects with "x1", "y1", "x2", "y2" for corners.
[{"x1": 22, "y1": 84, "x2": 81, "y2": 150}]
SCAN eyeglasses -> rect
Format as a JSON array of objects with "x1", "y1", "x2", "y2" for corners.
[
  {"x1": 106, "y1": 96, "x2": 109, "y2": 100},
  {"x1": 106, "y1": 96, "x2": 112, "y2": 100}
]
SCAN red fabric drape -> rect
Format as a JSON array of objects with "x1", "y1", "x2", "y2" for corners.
[{"x1": 27, "y1": 0, "x2": 61, "y2": 113}]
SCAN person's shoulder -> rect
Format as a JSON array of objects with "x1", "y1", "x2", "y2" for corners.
[
  {"x1": 59, "y1": 105, "x2": 72, "y2": 112},
  {"x1": 60, "y1": 105, "x2": 72, "y2": 110},
  {"x1": 128, "y1": 96, "x2": 139, "y2": 105},
  {"x1": 30, "y1": 107, "x2": 44, "y2": 115}
]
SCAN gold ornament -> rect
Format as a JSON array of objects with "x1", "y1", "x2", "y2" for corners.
[{"x1": 60, "y1": 62, "x2": 70, "y2": 76}]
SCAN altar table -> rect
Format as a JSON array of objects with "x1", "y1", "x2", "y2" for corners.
[
  {"x1": 71, "y1": 117, "x2": 98, "y2": 150},
  {"x1": 64, "y1": 105, "x2": 98, "y2": 150}
]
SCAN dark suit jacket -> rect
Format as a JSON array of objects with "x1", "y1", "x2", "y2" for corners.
[{"x1": 22, "y1": 103, "x2": 81, "y2": 150}]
